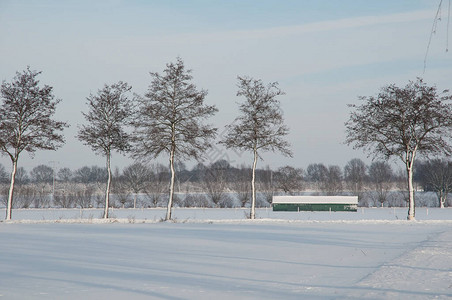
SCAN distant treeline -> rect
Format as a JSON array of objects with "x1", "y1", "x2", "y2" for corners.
[{"x1": 1, "y1": 158, "x2": 451, "y2": 209}]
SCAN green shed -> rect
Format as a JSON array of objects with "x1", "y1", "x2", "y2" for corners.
[{"x1": 272, "y1": 196, "x2": 358, "y2": 212}]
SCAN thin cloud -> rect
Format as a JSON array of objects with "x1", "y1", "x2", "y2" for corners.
[{"x1": 149, "y1": 9, "x2": 434, "y2": 44}]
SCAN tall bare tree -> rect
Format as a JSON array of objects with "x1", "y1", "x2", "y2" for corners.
[
  {"x1": 221, "y1": 76, "x2": 291, "y2": 219},
  {"x1": 346, "y1": 78, "x2": 452, "y2": 220},
  {"x1": 133, "y1": 58, "x2": 217, "y2": 220},
  {"x1": 77, "y1": 81, "x2": 133, "y2": 218},
  {"x1": 0, "y1": 67, "x2": 68, "y2": 220}
]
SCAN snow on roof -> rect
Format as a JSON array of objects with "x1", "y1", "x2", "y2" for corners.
[{"x1": 272, "y1": 196, "x2": 358, "y2": 204}]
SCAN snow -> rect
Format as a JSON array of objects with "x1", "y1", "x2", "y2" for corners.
[
  {"x1": 2, "y1": 206, "x2": 452, "y2": 222},
  {"x1": 273, "y1": 195, "x2": 358, "y2": 204},
  {"x1": 0, "y1": 208, "x2": 451, "y2": 299}
]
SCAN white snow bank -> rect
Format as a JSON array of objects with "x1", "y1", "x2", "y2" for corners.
[
  {"x1": 1, "y1": 207, "x2": 451, "y2": 223},
  {"x1": 2, "y1": 218, "x2": 452, "y2": 225},
  {"x1": 0, "y1": 220, "x2": 451, "y2": 299}
]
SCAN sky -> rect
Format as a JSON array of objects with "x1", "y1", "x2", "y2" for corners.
[{"x1": 1, "y1": 0, "x2": 451, "y2": 174}]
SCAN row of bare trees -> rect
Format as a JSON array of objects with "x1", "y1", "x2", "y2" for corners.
[
  {"x1": 0, "y1": 60, "x2": 292, "y2": 220},
  {"x1": 3, "y1": 62, "x2": 452, "y2": 220}
]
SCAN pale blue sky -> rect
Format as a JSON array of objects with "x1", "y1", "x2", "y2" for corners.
[{"x1": 0, "y1": 0, "x2": 451, "y2": 173}]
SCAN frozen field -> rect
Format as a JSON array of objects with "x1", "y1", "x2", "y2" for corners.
[
  {"x1": 2, "y1": 206, "x2": 452, "y2": 222},
  {"x1": 1, "y1": 208, "x2": 451, "y2": 299}
]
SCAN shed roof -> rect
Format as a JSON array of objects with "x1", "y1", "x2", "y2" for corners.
[{"x1": 273, "y1": 196, "x2": 358, "y2": 204}]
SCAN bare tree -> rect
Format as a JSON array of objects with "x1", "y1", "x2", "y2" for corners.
[
  {"x1": 231, "y1": 164, "x2": 251, "y2": 207},
  {"x1": 14, "y1": 167, "x2": 29, "y2": 185},
  {"x1": 325, "y1": 165, "x2": 343, "y2": 196},
  {"x1": 0, "y1": 67, "x2": 68, "y2": 219},
  {"x1": 306, "y1": 163, "x2": 343, "y2": 195},
  {"x1": 0, "y1": 169, "x2": 7, "y2": 207},
  {"x1": 368, "y1": 161, "x2": 393, "y2": 207},
  {"x1": 416, "y1": 159, "x2": 452, "y2": 208},
  {"x1": 73, "y1": 184, "x2": 95, "y2": 209},
  {"x1": 73, "y1": 166, "x2": 107, "y2": 186},
  {"x1": 114, "y1": 185, "x2": 132, "y2": 208},
  {"x1": 258, "y1": 165, "x2": 274, "y2": 204},
  {"x1": 73, "y1": 166, "x2": 92, "y2": 184},
  {"x1": 30, "y1": 164, "x2": 53, "y2": 184},
  {"x1": 306, "y1": 163, "x2": 328, "y2": 193},
  {"x1": 30, "y1": 164, "x2": 53, "y2": 208},
  {"x1": 174, "y1": 161, "x2": 187, "y2": 193},
  {"x1": 0, "y1": 164, "x2": 9, "y2": 184},
  {"x1": 203, "y1": 160, "x2": 230, "y2": 207},
  {"x1": 78, "y1": 81, "x2": 133, "y2": 218},
  {"x1": 0, "y1": 185, "x2": 8, "y2": 207},
  {"x1": 137, "y1": 163, "x2": 168, "y2": 208},
  {"x1": 183, "y1": 194, "x2": 210, "y2": 208},
  {"x1": 54, "y1": 188, "x2": 76, "y2": 208},
  {"x1": 122, "y1": 163, "x2": 152, "y2": 208},
  {"x1": 57, "y1": 167, "x2": 73, "y2": 182},
  {"x1": 14, "y1": 185, "x2": 36, "y2": 208},
  {"x1": 221, "y1": 76, "x2": 292, "y2": 219},
  {"x1": 346, "y1": 78, "x2": 452, "y2": 220},
  {"x1": 110, "y1": 167, "x2": 127, "y2": 208},
  {"x1": 274, "y1": 166, "x2": 304, "y2": 195},
  {"x1": 132, "y1": 58, "x2": 218, "y2": 220},
  {"x1": 344, "y1": 158, "x2": 367, "y2": 198}
]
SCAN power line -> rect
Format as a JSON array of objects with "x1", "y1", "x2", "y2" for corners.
[{"x1": 424, "y1": 0, "x2": 451, "y2": 73}]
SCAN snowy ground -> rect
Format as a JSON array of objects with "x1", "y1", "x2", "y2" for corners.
[
  {"x1": 0, "y1": 208, "x2": 451, "y2": 299},
  {"x1": 2, "y1": 206, "x2": 452, "y2": 222}
]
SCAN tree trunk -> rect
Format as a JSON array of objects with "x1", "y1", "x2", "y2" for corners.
[
  {"x1": 250, "y1": 147, "x2": 258, "y2": 219},
  {"x1": 6, "y1": 160, "x2": 17, "y2": 220},
  {"x1": 104, "y1": 152, "x2": 112, "y2": 219},
  {"x1": 133, "y1": 193, "x2": 137, "y2": 209},
  {"x1": 166, "y1": 146, "x2": 176, "y2": 221},
  {"x1": 406, "y1": 164, "x2": 415, "y2": 220},
  {"x1": 165, "y1": 135, "x2": 176, "y2": 221},
  {"x1": 440, "y1": 191, "x2": 445, "y2": 208}
]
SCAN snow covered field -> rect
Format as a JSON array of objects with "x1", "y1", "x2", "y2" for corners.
[
  {"x1": 1, "y1": 208, "x2": 451, "y2": 299},
  {"x1": 2, "y1": 206, "x2": 452, "y2": 222}
]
